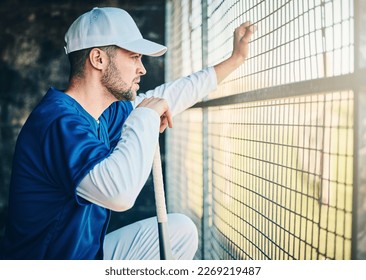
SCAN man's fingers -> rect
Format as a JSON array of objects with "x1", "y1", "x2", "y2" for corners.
[
  {"x1": 243, "y1": 23, "x2": 256, "y2": 42},
  {"x1": 159, "y1": 110, "x2": 173, "y2": 133},
  {"x1": 235, "y1": 21, "x2": 256, "y2": 42},
  {"x1": 138, "y1": 97, "x2": 173, "y2": 133},
  {"x1": 164, "y1": 109, "x2": 173, "y2": 129},
  {"x1": 234, "y1": 22, "x2": 250, "y2": 36}
]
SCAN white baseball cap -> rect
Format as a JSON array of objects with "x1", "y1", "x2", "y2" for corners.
[{"x1": 64, "y1": 7, "x2": 167, "y2": 56}]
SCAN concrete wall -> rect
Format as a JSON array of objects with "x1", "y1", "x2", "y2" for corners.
[{"x1": 0, "y1": 0, "x2": 166, "y2": 239}]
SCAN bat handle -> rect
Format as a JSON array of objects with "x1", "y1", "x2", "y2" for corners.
[{"x1": 152, "y1": 143, "x2": 174, "y2": 260}]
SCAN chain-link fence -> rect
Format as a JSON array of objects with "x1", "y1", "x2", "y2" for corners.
[{"x1": 164, "y1": 0, "x2": 366, "y2": 259}]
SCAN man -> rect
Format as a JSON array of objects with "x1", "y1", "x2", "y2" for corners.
[{"x1": 1, "y1": 7, "x2": 254, "y2": 259}]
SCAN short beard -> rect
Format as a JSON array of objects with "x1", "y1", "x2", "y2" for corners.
[{"x1": 101, "y1": 59, "x2": 135, "y2": 101}]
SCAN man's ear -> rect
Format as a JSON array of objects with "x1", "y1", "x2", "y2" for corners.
[{"x1": 89, "y1": 48, "x2": 107, "y2": 70}]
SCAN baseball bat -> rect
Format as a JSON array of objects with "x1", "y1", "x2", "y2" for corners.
[{"x1": 152, "y1": 143, "x2": 174, "y2": 260}]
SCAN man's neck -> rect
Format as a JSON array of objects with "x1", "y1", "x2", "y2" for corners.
[{"x1": 65, "y1": 78, "x2": 116, "y2": 120}]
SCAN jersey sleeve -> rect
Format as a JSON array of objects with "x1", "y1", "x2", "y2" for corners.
[
  {"x1": 76, "y1": 107, "x2": 160, "y2": 211},
  {"x1": 41, "y1": 114, "x2": 110, "y2": 203},
  {"x1": 102, "y1": 100, "x2": 133, "y2": 150}
]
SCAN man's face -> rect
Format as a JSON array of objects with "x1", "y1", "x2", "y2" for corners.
[{"x1": 101, "y1": 48, "x2": 146, "y2": 101}]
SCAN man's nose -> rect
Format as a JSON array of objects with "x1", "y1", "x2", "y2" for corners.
[{"x1": 137, "y1": 60, "x2": 147, "y2": 76}]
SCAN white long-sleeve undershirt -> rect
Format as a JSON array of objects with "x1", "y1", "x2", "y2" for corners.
[{"x1": 76, "y1": 67, "x2": 217, "y2": 211}]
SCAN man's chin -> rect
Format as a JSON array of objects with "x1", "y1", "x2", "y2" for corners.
[
  {"x1": 115, "y1": 90, "x2": 136, "y2": 101},
  {"x1": 129, "y1": 91, "x2": 137, "y2": 101},
  {"x1": 128, "y1": 95, "x2": 137, "y2": 101}
]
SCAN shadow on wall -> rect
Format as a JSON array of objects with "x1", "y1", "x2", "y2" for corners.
[{"x1": 0, "y1": 0, "x2": 166, "y2": 239}]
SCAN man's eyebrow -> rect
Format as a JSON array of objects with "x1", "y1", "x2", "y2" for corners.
[{"x1": 128, "y1": 51, "x2": 142, "y2": 57}]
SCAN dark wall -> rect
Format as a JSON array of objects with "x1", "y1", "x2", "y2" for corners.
[{"x1": 0, "y1": 0, "x2": 166, "y2": 239}]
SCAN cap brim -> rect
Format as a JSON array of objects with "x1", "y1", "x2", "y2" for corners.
[{"x1": 118, "y1": 38, "x2": 167, "y2": 57}]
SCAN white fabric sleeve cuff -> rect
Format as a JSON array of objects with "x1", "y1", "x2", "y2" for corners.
[
  {"x1": 132, "y1": 66, "x2": 217, "y2": 116},
  {"x1": 76, "y1": 107, "x2": 160, "y2": 212}
]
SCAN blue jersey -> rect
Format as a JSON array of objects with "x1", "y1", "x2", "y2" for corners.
[{"x1": 1, "y1": 87, "x2": 133, "y2": 259}]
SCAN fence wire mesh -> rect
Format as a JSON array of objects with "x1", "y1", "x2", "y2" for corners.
[{"x1": 165, "y1": 0, "x2": 359, "y2": 259}]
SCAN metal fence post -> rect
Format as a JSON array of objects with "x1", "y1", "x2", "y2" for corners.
[
  {"x1": 164, "y1": 0, "x2": 172, "y2": 83},
  {"x1": 352, "y1": 0, "x2": 366, "y2": 260},
  {"x1": 201, "y1": 0, "x2": 211, "y2": 260}
]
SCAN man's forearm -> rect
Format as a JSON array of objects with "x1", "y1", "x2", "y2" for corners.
[
  {"x1": 132, "y1": 67, "x2": 217, "y2": 116},
  {"x1": 213, "y1": 56, "x2": 243, "y2": 84}
]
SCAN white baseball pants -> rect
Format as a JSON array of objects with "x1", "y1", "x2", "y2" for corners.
[{"x1": 103, "y1": 213, "x2": 198, "y2": 260}]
